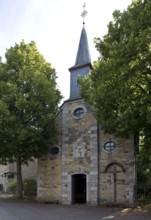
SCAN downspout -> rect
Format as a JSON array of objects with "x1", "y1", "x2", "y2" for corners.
[
  {"x1": 97, "y1": 121, "x2": 100, "y2": 205},
  {"x1": 60, "y1": 107, "x2": 63, "y2": 204}
]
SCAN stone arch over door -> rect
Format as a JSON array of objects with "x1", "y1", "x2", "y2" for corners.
[{"x1": 105, "y1": 162, "x2": 126, "y2": 202}]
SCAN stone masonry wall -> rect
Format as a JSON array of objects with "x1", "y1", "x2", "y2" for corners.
[
  {"x1": 99, "y1": 131, "x2": 135, "y2": 204},
  {"x1": 61, "y1": 99, "x2": 98, "y2": 205},
  {"x1": 37, "y1": 113, "x2": 62, "y2": 203},
  {"x1": 37, "y1": 154, "x2": 61, "y2": 203},
  {"x1": 37, "y1": 98, "x2": 135, "y2": 205}
]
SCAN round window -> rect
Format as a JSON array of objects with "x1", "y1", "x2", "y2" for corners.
[
  {"x1": 73, "y1": 107, "x2": 84, "y2": 118},
  {"x1": 49, "y1": 146, "x2": 59, "y2": 155},
  {"x1": 104, "y1": 141, "x2": 116, "y2": 152}
]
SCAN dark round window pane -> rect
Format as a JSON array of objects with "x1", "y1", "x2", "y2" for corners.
[
  {"x1": 104, "y1": 141, "x2": 116, "y2": 152},
  {"x1": 73, "y1": 107, "x2": 84, "y2": 118},
  {"x1": 50, "y1": 147, "x2": 59, "y2": 155}
]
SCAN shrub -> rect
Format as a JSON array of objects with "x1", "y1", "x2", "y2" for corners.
[
  {"x1": 7, "y1": 179, "x2": 17, "y2": 193},
  {"x1": 23, "y1": 177, "x2": 37, "y2": 196}
]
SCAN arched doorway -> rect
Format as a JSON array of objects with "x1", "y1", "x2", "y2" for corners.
[{"x1": 72, "y1": 174, "x2": 86, "y2": 204}]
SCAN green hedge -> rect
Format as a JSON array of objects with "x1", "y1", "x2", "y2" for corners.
[
  {"x1": 23, "y1": 177, "x2": 37, "y2": 196},
  {"x1": 7, "y1": 177, "x2": 37, "y2": 196}
]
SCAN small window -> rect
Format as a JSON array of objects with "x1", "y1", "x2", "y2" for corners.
[
  {"x1": 104, "y1": 141, "x2": 116, "y2": 152},
  {"x1": 73, "y1": 107, "x2": 84, "y2": 118},
  {"x1": 49, "y1": 146, "x2": 59, "y2": 155}
]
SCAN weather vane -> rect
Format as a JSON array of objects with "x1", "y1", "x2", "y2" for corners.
[{"x1": 81, "y1": 3, "x2": 87, "y2": 25}]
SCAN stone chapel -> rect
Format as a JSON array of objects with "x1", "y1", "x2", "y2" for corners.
[{"x1": 37, "y1": 10, "x2": 136, "y2": 205}]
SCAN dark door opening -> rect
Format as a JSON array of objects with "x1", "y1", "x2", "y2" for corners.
[{"x1": 72, "y1": 174, "x2": 86, "y2": 204}]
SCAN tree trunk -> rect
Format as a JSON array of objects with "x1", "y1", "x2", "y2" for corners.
[{"x1": 16, "y1": 154, "x2": 23, "y2": 199}]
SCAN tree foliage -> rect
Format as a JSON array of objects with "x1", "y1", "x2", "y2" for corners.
[
  {"x1": 0, "y1": 41, "x2": 62, "y2": 163},
  {"x1": 0, "y1": 41, "x2": 62, "y2": 197},
  {"x1": 80, "y1": 0, "x2": 151, "y2": 142},
  {"x1": 0, "y1": 41, "x2": 62, "y2": 162}
]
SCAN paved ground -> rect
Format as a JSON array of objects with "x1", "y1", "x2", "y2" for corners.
[{"x1": 0, "y1": 198, "x2": 150, "y2": 220}]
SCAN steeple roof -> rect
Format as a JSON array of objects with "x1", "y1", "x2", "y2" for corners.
[
  {"x1": 69, "y1": 25, "x2": 92, "y2": 71},
  {"x1": 75, "y1": 26, "x2": 91, "y2": 66}
]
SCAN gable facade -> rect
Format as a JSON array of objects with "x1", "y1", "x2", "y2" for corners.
[{"x1": 37, "y1": 98, "x2": 135, "y2": 205}]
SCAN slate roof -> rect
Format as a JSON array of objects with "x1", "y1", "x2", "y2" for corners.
[{"x1": 71, "y1": 26, "x2": 91, "y2": 69}]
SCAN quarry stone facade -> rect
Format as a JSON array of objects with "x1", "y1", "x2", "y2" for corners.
[{"x1": 37, "y1": 99, "x2": 135, "y2": 205}]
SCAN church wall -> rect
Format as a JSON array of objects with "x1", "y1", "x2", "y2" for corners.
[
  {"x1": 21, "y1": 160, "x2": 37, "y2": 180},
  {"x1": 99, "y1": 131, "x2": 135, "y2": 204},
  {"x1": 37, "y1": 113, "x2": 62, "y2": 203},
  {"x1": 37, "y1": 99, "x2": 135, "y2": 205},
  {"x1": 37, "y1": 155, "x2": 61, "y2": 203}
]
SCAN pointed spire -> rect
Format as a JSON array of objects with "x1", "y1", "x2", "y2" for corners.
[
  {"x1": 75, "y1": 26, "x2": 91, "y2": 66},
  {"x1": 71, "y1": 3, "x2": 91, "y2": 68}
]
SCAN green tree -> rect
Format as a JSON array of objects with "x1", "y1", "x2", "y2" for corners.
[
  {"x1": 80, "y1": 0, "x2": 151, "y2": 138},
  {"x1": 80, "y1": 0, "x2": 151, "y2": 181},
  {"x1": 0, "y1": 41, "x2": 62, "y2": 198}
]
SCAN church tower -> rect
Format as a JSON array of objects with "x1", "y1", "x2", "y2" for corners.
[
  {"x1": 59, "y1": 5, "x2": 99, "y2": 205},
  {"x1": 37, "y1": 4, "x2": 135, "y2": 206},
  {"x1": 69, "y1": 21, "x2": 92, "y2": 100}
]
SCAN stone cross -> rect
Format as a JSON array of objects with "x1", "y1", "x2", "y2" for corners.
[{"x1": 105, "y1": 163, "x2": 125, "y2": 202}]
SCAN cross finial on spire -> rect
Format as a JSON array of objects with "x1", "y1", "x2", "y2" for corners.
[{"x1": 81, "y1": 3, "x2": 87, "y2": 26}]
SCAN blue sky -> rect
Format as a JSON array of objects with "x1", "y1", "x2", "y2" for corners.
[{"x1": 0, "y1": 0, "x2": 132, "y2": 101}]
